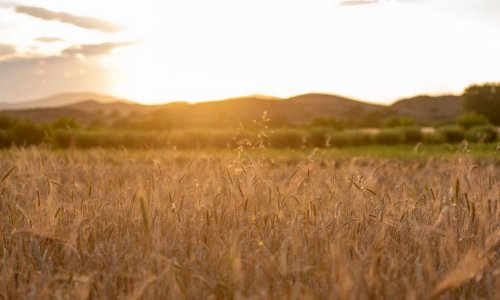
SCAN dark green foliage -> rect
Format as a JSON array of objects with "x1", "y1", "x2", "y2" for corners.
[
  {"x1": 0, "y1": 130, "x2": 14, "y2": 148},
  {"x1": 456, "y1": 113, "x2": 490, "y2": 130},
  {"x1": 373, "y1": 129, "x2": 405, "y2": 145},
  {"x1": 12, "y1": 120, "x2": 44, "y2": 146},
  {"x1": 74, "y1": 131, "x2": 168, "y2": 149},
  {"x1": 269, "y1": 130, "x2": 303, "y2": 149},
  {"x1": 74, "y1": 131, "x2": 112, "y2": 149},
  {"x1": 422, "y1": 132, "x2": 446, "y2": 144},
  {"x1": 348, "y1": 132, "x2": 373, "y2": 146},
  {"x1": 113, "y1": 110, "x2": 173, "y2": 131},
  {"x1": 169, "y1": 130, "x2": 212, "y2": 150},
  {"x1": 383, "y1": 117, "x2": 415, "y2": 128},
  {"x1": 308, "y1": 128, "x2": 329, "y2": 147},
  {"x1": 328, "y1": 132, "x2": 351, "y2": 148},
  {"x1": 53, "y1": 130, "x2": 74, "y2": 149},
  {"x1": 328, "y1": 132, "x2": 372, "y2": 148},
  {"x1": 400, "y1": 127, "x2": 423, "y2": 143},
  {"x1": 309, "y1": 117, "x2": 344, "y2": 130},
  {"x1": 439, "y1": 126, "x2": 465, "y2": 143},
  {"x1": 463, "y1": 83, "x2": 500, "y2": 125},
  {"x1": 346, "y1": 108, "x2": 394, "y2": 128},
  {"x1": 51, "y1": 117, "x2": 80, "y2": 130},
  {"x1": 0, "y1": 112, "x2": 495, "y2": 150},
  {"x1": 465, "y1": 125, "x2": 499, "y2": 143}
]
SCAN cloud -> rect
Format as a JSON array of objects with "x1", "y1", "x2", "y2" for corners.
[
  {"x1": 61, "y1": 42, "x2": 133, "y2": 57},
  {"x1": 0, "y1": 55, "x2": 110, "y2": 103},
  {"x1": 340, "y1": 0, "x2": 380, "y2": 6},
  {"x1": 0, "y1": 40, "x2": 131, "y2": 102},
  {"x1": 14, "y1": 5, "x2": 122, "y2": 33},
  {"x1": 0, "y1": 44, "x2": 16, "y2": 58},
  {"x1": 35, "y1": 37, "x2": 65, "y2": 43}
]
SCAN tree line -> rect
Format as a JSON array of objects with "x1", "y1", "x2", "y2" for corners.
[{"x1": 0, "y1": 83, "x2": 498, "y2": 149}]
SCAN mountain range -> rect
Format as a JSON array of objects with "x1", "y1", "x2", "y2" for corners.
[{"x1": 0, "y1": 92, "x2": 463, "y2": 126}]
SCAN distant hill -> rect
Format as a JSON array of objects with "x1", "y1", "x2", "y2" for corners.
[
  {"x1": 1, "y1": 107, "x2": 96, "y2": 124},
  {"x1": 0, "y1": 92, "x2": 135, "y2": 110},
  {"x1": 64, "y1": 100, "x2": 149, "y2": 115},
  {"x1": 0, "y1": 92, "x2": 464, "y2": 126},
  {"x1": 390, "y1": 95, "x2": 462, "y2": 121},
  {"x1": 287, "y1": 93, "x2": 383, "y2": 118},
  {"x1": 148, "y1": 94, "x2": 384, "y2": 126}
]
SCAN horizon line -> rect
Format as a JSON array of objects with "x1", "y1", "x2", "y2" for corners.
[{"x1": 2, "y1": 90, "x2": 463, "y2": 108}]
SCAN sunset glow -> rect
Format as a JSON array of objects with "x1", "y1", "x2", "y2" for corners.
[{"x1": 1, "y1": 0, "x2": 500, "y2": 104}]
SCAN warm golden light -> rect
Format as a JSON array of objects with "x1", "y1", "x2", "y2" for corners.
[
  {"x1": 110, "y1": 0, "x2": 500, "y2": 104},
  {"x1": 1, "y1": 0, "x2": 500, "y2": 104}
]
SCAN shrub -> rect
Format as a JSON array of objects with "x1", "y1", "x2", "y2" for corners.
[
  {"x1": 374, "y1": 129, "x2": 405, "y2": 145},
  {"x1": 53, "y1": 130, "x2": 74, "y2": 149},
  {"x1": 348, "y1": 132, "x2": 373, "y2": 146},
  {"x1": 269, "y1": 130, "x2": 303, "y2": 149},
  {"x1": 0, "y1": 130, "x2": 14, "y2": 148},
  {"x1": 383, "y1": 117, "x2": 415, "y2": 128},
  {"x1": 457, "y1": 113, "x2": 490, "y2": 130},
  {"x1": 116, "y1": 132, "x2": 147, "y2": 148},
  {"x1": 167, "y1": 130, "x2": 217, "y2": 150},
  {"x1": 12, "y1": 120, "x2": 44, "y2": 146},
  {"x1": 422, "y1": 132, "x2": 446, "y2": 144},
  {"x1": 51, "y1": 117, "x2": 80, "y2": 130},
  {"x1": 327, "y1": 131, "x2": 373, "y2": 148},
  {"x1": 75, "y1": 131, "x2": 118, "y2": 148},
  {"x1": 463, "y1": 83, "x2": 500, "y2": 125},
  {"x1": 400, "y1": 127, "x2": 423, "y2": 143},
  {"x1": 328, "y1": 132, "x2": 351, "y2": 148},
  {"x1": 466, "y1": 125, "x2": 499, "y2": 143},
  {"x1": 309, "y1": 118, "x2": 344, "y2": 130},
  {"x1": 438, "y1": 126, "x2": 465, "y2": 143},
  {"x1": 308, "y1": 128, "x2": 329, "y2": 148}
]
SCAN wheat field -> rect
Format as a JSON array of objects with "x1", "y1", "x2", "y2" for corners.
[{"x1": 0, "y1": 148, "x2": 498, "y2": 299}]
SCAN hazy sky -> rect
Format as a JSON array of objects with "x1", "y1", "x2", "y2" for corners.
[{"x1": 0, "y1": 0, "x2": 499, "y2": 104}]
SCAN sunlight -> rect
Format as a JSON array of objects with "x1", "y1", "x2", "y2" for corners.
[
  {"x1": 3, "y1": 0, "x2": 499, "y2": 104},
  {"x1": 105, "y1": 0, "x2": 500, "y2": 104}
]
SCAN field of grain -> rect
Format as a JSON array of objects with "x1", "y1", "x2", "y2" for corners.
[{"x1": 0, "y1": 148, "x2": 498, "y2": 299}]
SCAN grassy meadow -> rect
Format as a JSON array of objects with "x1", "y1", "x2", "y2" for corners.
[{"x1": 0, "y1": 147, "x2": 498, "y2": 299}]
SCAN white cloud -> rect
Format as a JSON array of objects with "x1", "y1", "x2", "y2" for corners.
[{"x1": 14, "y1": 5, "x2": 122, "y2": 33}]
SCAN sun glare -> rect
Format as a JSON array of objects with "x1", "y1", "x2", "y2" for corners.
[
  {"x1": 4, "y1": 0, "x2": 498, "y2": 104},
  {"x1": 103, "y1": 0, "x2": 500, "y2": 104}
]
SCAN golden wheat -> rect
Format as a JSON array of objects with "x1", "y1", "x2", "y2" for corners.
[{"x1": 0, "y1": 148, "x2": 498, "y2": 299}]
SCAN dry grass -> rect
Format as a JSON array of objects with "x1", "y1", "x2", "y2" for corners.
[{"x1": 0, "y1": 148, "x2": 499, "y2": 299}]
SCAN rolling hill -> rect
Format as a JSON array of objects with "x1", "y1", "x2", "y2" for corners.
[
  {"x1": 391, "y1": 95, "x2": 462, "y2": 121},
  {"x1": 0, "y1": 92, "x2": 136, "y2": 110},
  {"x1": 0, "y1": 92, "x2": 463, "y2": 126}
]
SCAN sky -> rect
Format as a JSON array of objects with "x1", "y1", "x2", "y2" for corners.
[{"x1": 0, "y1": 0, "x2": 499, "y2": 105}]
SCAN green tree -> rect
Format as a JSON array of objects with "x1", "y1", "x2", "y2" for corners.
[
  {"x1": 12, "y1": 120, "x2": 44, "y2": 146},
  {"x1": 463, "y1": 83, "x2": 500, "y2": 125},
  {"x1": 51, "y1": 117, "x2": 80, "y2": 130},
  {"x1": 456, "y1": 112, "x2": 489, "y2": 130},
  {"x1": 382, "y1": 117, "x2": 415, "y2": 128}
]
